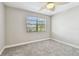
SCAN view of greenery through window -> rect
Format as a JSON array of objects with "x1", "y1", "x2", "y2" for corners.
[{"x1": 26, "y1": 16, "x2": 46, "y2": 32}]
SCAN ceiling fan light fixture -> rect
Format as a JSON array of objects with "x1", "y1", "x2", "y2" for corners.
[{"x1": 46, "y1": 2, "x2": 55, "y2": 10}]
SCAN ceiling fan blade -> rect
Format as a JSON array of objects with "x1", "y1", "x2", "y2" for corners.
[
  {"x1": 39, "y1": 2, "x2": 48, "y2": 11},
  {"x1": 39, "y1": 2, "x2": 55, "y2": 11}
]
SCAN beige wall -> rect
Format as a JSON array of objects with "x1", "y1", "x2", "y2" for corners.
[
  {"x1": 52, "y1": 6, "x2": 79, "y2": 46},
  {"x1": 5, "y1": 6, "x2": 51, "y2": 46},
  {"x1": 0, "y1": 3, "x2": 5, "y2": 50}
]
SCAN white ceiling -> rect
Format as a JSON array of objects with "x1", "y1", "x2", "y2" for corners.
[{"x1": 4, "y1": 2, "x2": 79, "y2": 16}]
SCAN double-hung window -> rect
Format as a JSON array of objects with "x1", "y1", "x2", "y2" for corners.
[{"x1": 26, "y1": 16, "x2": 46, "y2": 32}]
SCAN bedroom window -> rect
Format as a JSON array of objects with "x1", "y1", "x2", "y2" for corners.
[{"x1": 26, "y1": 16, "x2": 46, "y2": 32}]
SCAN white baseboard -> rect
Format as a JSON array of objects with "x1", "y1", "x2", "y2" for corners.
[
  {"x1": 5, "y1": 38, "x2": 50, "y2": 49},
  {"x1": 0, "y1": 38, "x2": 50, "y2": 55},
  {"x1": 0, "y1": 47, "x2": 5, "y2": 55},
  {"x1": 51, "y1": 38, "x2": 79, "y2": 49},
  {"x1": 2, "y1": 38, "x2": 79, "y2": 55}
]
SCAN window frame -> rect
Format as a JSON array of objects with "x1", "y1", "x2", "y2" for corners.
[{"x1": 26, "y1": 16, "x2": 46, "y2": 32}]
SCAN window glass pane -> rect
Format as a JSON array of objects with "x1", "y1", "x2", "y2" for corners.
[
  {"x1": 27, "y1": 27, "x2": 36, "y2": 32},
  {"x1": 38, "y1": 27, "x2": 45, "y2": 32},
  {"x1": 26, "y1": 16, "x2": 46, "y2": 32},
  {"x1": 27, "y1": 16, "x2": 37, "y2": 21},
  {"x1": 27, "y1": 25, "x2": 36, "y2": 27},
  {"x1": 27, "y1": 21, "x2": 37, "y2": 25}
]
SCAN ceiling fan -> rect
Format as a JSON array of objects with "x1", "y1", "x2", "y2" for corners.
[{"x1": 39, "y1": 2, "x2": 55, "y2": 11}]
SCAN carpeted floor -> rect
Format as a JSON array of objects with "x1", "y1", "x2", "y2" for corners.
[{"x1": 1, "y1": 39, "x2": 79, "y2": 56}]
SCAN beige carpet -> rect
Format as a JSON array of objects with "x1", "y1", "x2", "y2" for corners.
[{"x1": 1, "y1": 39, "x2": 79, "y2": 56}]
